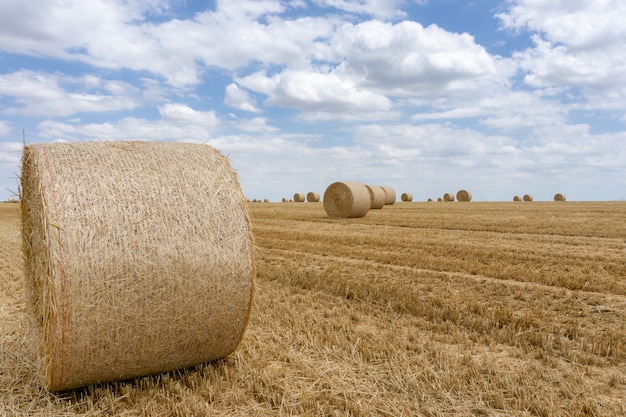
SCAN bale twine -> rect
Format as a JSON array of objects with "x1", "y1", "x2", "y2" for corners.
[
  {"x1": 513, "y1": 195, "x2": 521, "y2": 202},
  {"x1": 443, "y1": 193, "x2": 455, "y2": 202},
  {"x1": 401, "y1": 193, "x2": 413, "y2": 202},
  {"x1": 323, "y1": 182, "x2": 370, "y2": 218},
  {"x1": 381, "y1": 186, "x2": 396, "y2": 205},
  {"x1": 293, "y1": 193, "x2": 305, "y2": 202},
  {"x1": 306, "y1": 192, "x2": 320, "y2": 203},
  {"x1": 20, "y1": 141, "x2": 255, "y2": 391},
  {"x1": 523, "y1": 194, "x2": 533, "y2": 202},
  {"x1": 456, "y1": 190, "x2": 472, "y2": 202},
  {"x1": 554, "y1": 193, "x2": 566, "y2": 202},
  {"x1": 365, "y1": 185, "x2": 386, "y2": 209}
]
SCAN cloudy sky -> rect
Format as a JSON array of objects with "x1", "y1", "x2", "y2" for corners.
[{"x1": 1, "y1": 0, "x2": 625, "y2": 202}]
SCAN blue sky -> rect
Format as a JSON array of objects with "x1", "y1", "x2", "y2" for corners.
[{"x1": 1, "y1": 0, "x2": 625, "y2": 202}]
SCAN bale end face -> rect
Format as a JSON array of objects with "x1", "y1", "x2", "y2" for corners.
[
  {"x1": 323, "y1": 182, "x2": 370, "y2": 218},
  {"x1": 401, "y1": 193, "x2": 413, "y2": 202}
]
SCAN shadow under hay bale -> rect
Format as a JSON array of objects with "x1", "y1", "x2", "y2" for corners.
[
  {"x1": 21, "y1": 141, "x2": 255, "y2": 391},
  {"x1": 323, "y1": 182, "x2": 370, "y2": 218}
]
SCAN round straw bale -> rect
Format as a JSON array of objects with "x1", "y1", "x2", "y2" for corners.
[
  {"x1": 401, "y1": 193, "x2": 413, "y2": 202},
  {"x1": 365, "y1": 185, "x2": 386, "y2": 209},
  {"x1": 323, "y1": 182, "x2": 370, "y2": 218},
  {"x1": 443, "y1": 193, "x2": 455, "y2": 202},
  {"x1": 437, "y1": 197, "x2": 443, "y2": 202},
  {"x1": 427, "y1": 198, "x2": 433, "y2": 202},
  {"x1": 282, "y1": 197, "x2": 288, "y2": 202},
  {"x1": 554, "y1": 193, "x2": 566, "y2": 201},
  {"x1": 20, "y1": 141, "x2": 255, "y2": 391},
  {"x1": 523, "y1": 194, "x2": 533, "y2": 202},
  {"x1": 307, "y1": 192, "x2": 320, "y2": 203},
  {"x1": 381, "y1": 186, "x2": 396, "y2": 205},
  {"x1": 456, "y1": 190, "x2": 472, "y2": 202},
  {"x1": 513, "y1": 195, "x2": 521, "y2": 202},
  {"x1": 293, "y1": 193, "x2": 305, "y2": 202}
]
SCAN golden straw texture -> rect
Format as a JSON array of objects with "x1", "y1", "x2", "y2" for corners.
[
  {"x1": 554, "y1": 193, "x2": 566, "y2": 201},
  {"x1": 401, "y1": 193, "x2": 413, "y2": 202},
  {"x1": 365, "y1": 185, "x2": 385, "y2": 209},
  {"x1": 456, "y1": 190, "x2": 472, "y2": 202},
  {"x1": 20, "y1": 141, "x2": 255, "y2": 391},
  {"x1": 293, "y1": 193, "x2": 306, "y2": 203},
  {"x1": 306, "y1": 192, "x2": 320, "y2": 203},
  {"x1": 323, "y1": 182, "x2": 370, "y2": 218},
  {"x1": 382, "y1": 186, "x2": 396, "y2": 205}
]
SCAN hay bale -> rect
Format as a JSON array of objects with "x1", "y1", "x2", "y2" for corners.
[
  {"x1": 437, "y1": 197, "x2": 443, "y2": 202},
  {"x1": 20, "y1": 141, "x2": 255, "y2": 391},
  {"x1": 282, "y1": 198, "x2": 288, "y2": 202},
  {"x1": 554, "y1": 193, "x2": 566, "y2": 201},
  {"x1": 401, "y1": 193, "x2": 413, "y2": 202},
  {"x1": 443, "y1": 193, "x2": 455, "y2": 202},
  {"x1": 427, "y1": 198, "x2": 433, "y2": 202},
  {"x1": 381, "y1": 186, "x2": 396, "y2": 205},
  {"x1": 365, "y1": 185, "x2": 386, "y2": 209},
  {"x1": 306, "y1": 192, "x2": 320, "y2": 203},
  {"x1": 513, "y1": 196, "x2": 521, "y2": 202},
  {"x1": 323, "y1": 182, "x2": 370, "y2": 218},
  {"x1": 523, "y1": 194, "x2": 533, "y2": 202},
  {"x1": 293, "y1": 193, "x2": 305, "y2": 202},
  {"x1": 456, "y1": 190, "x2": 472, "y2": 202}
]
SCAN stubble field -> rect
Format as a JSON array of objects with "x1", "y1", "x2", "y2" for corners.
[{"x1": 1, "y1": 200, "x2": 625, "y2": 416}]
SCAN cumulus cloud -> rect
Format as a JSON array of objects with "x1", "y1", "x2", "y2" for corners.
[{"x1": 224, "y1": 83, "x2": 261, "y2": 113}]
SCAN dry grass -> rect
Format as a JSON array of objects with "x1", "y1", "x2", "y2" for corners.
[{"x1": 2, "y1": 201, "x2": 626, "y2": 416}]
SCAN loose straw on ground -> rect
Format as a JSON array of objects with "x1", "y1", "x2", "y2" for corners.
[
  {"x1": 323, "y1": 182, "x2": 370, "y2": 218},
  {"x1": 20, "y1": 141, "x2": 255, "y2": 391}
]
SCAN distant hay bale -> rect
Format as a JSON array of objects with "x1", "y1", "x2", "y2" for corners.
[
  {"x1": 306, "y1": 192, "x2": 320, "y2": 203},
  {"x1": 20, "y1": 141, "x2": 255, "y2": 391},
  {"x1": 365, "y1": 185, "x2": 386, "y2": 209},
  {"x1": 323, "y1": 182, "x2": 370, "y2": 218},
  {"x1": 427, "y1": 198, "x2": 433, "y2": 202},
  {"x1": 513, "y1": 196, "x2": 521, "y2": 202},
  {"x1": 381, "y1": 186, "x2": 396, "y2": 205},
  {"x1": 437, "y1": 197, "x2": 443, "y2": 202},
  {"x1": 443, "y1": 193, "x2": 455, "y2": 202},
  {"x1": 554, "y1": 193, "x2": 566, "y2": 201},
  {"x1": 456, "y1": 190, "x2": 472, "y2": 202},
  {"x1": 282, "y1": 197, "x2": 288, "y2": 202},
  {"x1": 264, "y1": 198, "x2": 270, "y2": 203},
  {"x1": 8, "y1": 197, "x2": 20, "y2": 203},
  {"x1": 523, "y1": 194, "x2": 533, "y2": 202},
  {"x1": 401, "y1": 193, "x2": 413, "y2": 202},
  {"x1": 293, "y1": 193, "x2": 306, "y2": 202}
]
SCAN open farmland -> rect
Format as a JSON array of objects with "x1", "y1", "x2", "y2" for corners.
[{"x1": 1, "y1": 201, "x2": 626, "y2": 416}]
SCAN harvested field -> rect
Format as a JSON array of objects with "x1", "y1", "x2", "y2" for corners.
[{"x1": 2, "y1": 201, "x2": 626, "y2": 416}]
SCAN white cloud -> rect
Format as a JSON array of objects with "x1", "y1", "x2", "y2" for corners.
[
  {"x1": 224, "y1": 83, "x2": 261, "y2": 113},
  {"x1": 311, "y1": 0, "x2": 407, "y2": 19},
  {"x1": 158, "y1": 103, "x2": 219, "y2": 126},
  {"x1": 0, "y1": 71, "x2": 140, "y2": 117}
]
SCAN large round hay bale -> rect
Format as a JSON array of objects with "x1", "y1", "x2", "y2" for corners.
[
  {"x1": 365, "y1": 185, "x2": 386, "y2": 209},
  {"x1": 381, "y1": 186, "x2": 396, "y2": 205},
  {"x1": 554, "y1": 193, "x2": 566, "y2": 201},
  {"x1": 323, "y1": 182, "x2": 370, "y2": 218},
  {"x1": 307, "y1": 192, "x2": 320, "y2": 202},
  {"x1": 401, "y1": 193, "x2": 413, "y2": 202},
  {"x1": 293, "y1": 193, "x2": 306, "y2": 202},
  {"x1": 456, "y1": 190, "x2": 472, "y2": 202},
  {"x1": 523, "y1": 194, "x2": 533, "y2": 202},
  {"x1": 20, "y1": 141, "x2": 255, "y2": 391},
  {"x1": 513, "y1": 195, "x2": 521, "y2": 202},
  {"x1": 443, "y1": 193, "x2": 455, "y2": 202}
]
